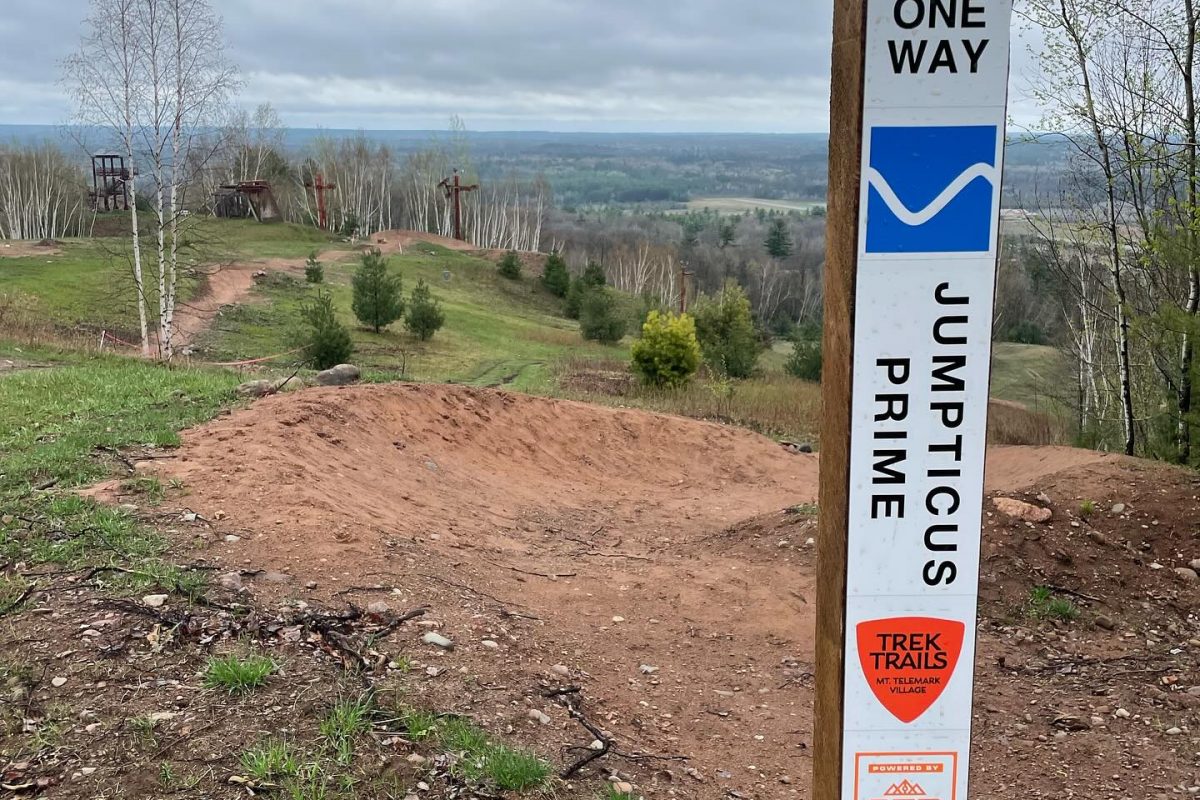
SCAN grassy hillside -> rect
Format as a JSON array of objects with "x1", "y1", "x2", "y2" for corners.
[
  {"x1": 198, "y1": 243, "x2": 627, "y2": 391},
  {"x1": 0, "y1": 220, "x2": 336, "y2": 336},
  {"x1": 1, "y1": 219, "x2": 1072, "y2": 447},
  {"x1": 990, "y1": 342, "x2": 1073, "y2": 411}
]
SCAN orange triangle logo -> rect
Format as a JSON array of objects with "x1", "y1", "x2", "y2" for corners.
[
  {"x1": 885, "y1": 780, "x2": 927, "y2": 797},
  {"x1": 856, "y1": 617, "x2": 965, "y2": 723}
]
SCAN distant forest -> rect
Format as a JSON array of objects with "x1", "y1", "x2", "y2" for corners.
[{"x1": 0, "y1": 125, "x2": 1068, "y2": 209}]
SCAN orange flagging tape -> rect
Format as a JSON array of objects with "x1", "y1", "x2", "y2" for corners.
[
  {"x1": 100, "y1": 330, "x2": 141, "y2": 349},
  {"x1": 201, "y1": 348, "x2": 306, "y2": 367}
]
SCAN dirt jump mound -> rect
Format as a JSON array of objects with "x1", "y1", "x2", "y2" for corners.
[
  {"x1": 143, "y1": 385, "x2": 1198, "y2": 799},
  {"x1": 161, "y1": 384, "x2": 817, "y2": 569}
]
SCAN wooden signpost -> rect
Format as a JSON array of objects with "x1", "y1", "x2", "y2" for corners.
[{"x1": 814, "y1": 2, "x2": 1014, "y2": 799}]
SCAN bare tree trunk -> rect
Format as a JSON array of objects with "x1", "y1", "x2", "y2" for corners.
[
  {"x1": 1178, "y1": 0, "x2": 1199, "y2": 461},
  {"x1": 1060, "y1": 0, "x2": 1137, "y2": 454}
]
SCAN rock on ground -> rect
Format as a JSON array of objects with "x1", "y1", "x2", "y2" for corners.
[
  {"x1": 316, "y1": 364, "x2": 361, "y2": 386},
  {"x1": 236, "y1": 380, "x2": 277, "y2": 398},
  {"x1": 993, "y1": 497, "x2": 1053, "y2": 523}
]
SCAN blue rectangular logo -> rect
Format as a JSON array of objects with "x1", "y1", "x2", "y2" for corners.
[{"x1": 865, "y1": 125, "x2": 999, "y2": 254}]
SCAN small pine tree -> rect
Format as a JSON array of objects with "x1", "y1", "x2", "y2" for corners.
[
  {"x1": 498, "y1": 251, "x2": 522, "y2": 280},
  {"x1": 691, "y1": 281, "x2": 760, "y2": 378},
  {"x1": 304, "y1": 251, "x2": 324, "y2": 284},
  {"x1": 580, "y1": 261, "x2": 607, "y2": 287},
  {"x1": 541, "y1": 251, "x2": 570, "y2": 297},
  {"x1": 764, "y1": 217, "x2": 793, "y2": 259},
  {"x1": 579, "y1": 287, "x2": 627, "y2": 344},
  {"x1": 405, "y1": 279, "x2": 445, "y2": 341},
  {"x1": 565, "y1": 262, "x2": 608, "y2": 319},
  {"x1": 351, "y1": 248, "x2": 404, "y2": 333},
  {"x1": 630, "y1": 311, "x2": 702, "y2": 387},
  {"x1": 785, "y1": 339, "x2": 823, "y2": 382},
  {"x1": 718, "y1": 219, "x2": 738, "y2": 249},
  {"x1": 299, "y1": 290, "x2": 353, "y2": 369},
  {"x1": 564, "y1": 279, "x2": 585, "y2": 319}
]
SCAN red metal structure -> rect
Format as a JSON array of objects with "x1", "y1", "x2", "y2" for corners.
[
  {"x1": 679, "y1": 265, "x2": 695, "y2": 314},
  {"x1": 437, "y1": 169, "x2": 479, "y2": 241},
  {"x1": 304, "y1": 172, "x2": 337, "y2": 230},
  {"x1": 90, "y1": 154, "x2": 131, "y2": 211}
]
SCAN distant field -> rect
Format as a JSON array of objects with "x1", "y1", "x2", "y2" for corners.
[
  {"x1": 990, "y1": 342, "x2": 1073, "y2": 412},
  {"x1": 764, "y1": 338, "x2": 1072, "y2": 407},
  {"x1": 683, "y1": 197, "x2": 826, "y2": 215}
]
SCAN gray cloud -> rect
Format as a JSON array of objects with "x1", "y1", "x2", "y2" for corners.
[{"x1": 2, "y1": 0, "x2": 1039, "y2": 131}]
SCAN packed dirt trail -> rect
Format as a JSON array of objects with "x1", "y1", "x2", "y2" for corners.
[
  {"x1": 170, "y1": 247, "x2": 362, "y2": 352},
  {"x1": 137, "y1": 384, "x2": 1199, "y2": 799}
]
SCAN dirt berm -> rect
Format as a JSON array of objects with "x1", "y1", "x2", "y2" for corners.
[{"x1": 147, "y1": 383, "x2": 1199, "y2": 799}]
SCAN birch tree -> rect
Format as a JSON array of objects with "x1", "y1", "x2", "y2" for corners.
[
  {"x1": 63, "y1": 0, "x2": 152, "y2": 356},
  {"x1": 1024, "y1": 0, "x2": 1139, "y2": 454},
  {"x1": 65, "y1": 0, "x2": 236, "y2": 360},
  {"x1": 1024, "y1": 0, "x2": 1200, "y2": 459},
  {"x1": 140, "y1": 0, "x2": 237, "y2": 360},
  {"x1": 0, "y1": 145, "x2": 88, "y2": 240}
]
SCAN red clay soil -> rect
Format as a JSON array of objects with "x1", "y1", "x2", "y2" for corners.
[
  {"x1": 368, "y1": 230, "x2": 478, "y2": 253},
  {"x1": 369, "y1": 229, "x2": 550, "y2": 274},
  {"x1": 137, "y1": 385, "x2": 1199, "y2": 799},
  {"x1": 169, "y1": 259, "x2": 298, "y2": 351}
]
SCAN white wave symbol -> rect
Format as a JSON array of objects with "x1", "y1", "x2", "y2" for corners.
[{"x1": 867, "y1": 162, "x2": 998, "y2": 226}]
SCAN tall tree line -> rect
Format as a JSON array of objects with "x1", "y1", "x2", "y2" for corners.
[
  {"x1": 0, "y1": 144, "x2": 88, "y2": 240},
  {"x1": 216, "y1": 113, "x2": 549, "y2": 250},
  {"x1": 1023, "y1": 0, "x2": 1200, "y2": 461},
  {"x1": 543, "y1": 208, "x2": 825, "y2": 327}
]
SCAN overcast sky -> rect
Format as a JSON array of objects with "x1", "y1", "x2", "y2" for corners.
[{"x1": 0, "y1": 0, "x2": 1043, "y2": 133}]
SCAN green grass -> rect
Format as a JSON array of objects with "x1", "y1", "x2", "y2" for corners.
[
  {"x1": 600, "y1": 788, "x2": 636, "y2": 800},
  {"x1": 197, "y1": 219, "x2": 338, "y2": 260},
  {"x1": 320, "y1": 696, "x2": 374, "y2": 764},
  {"x1": 203, "y1": 653, "x2": 276, "y2": 695},
  {"x1": 0, "y1": 219, "x2": 338, "y2": 335},
  {"x1": 1027, "y1": 586, "x2": 1081, "y2": 621},
  {"x1": 0, "y1": 324, "x2": 242, "y2": 607},
  {"x1": 0, "y1": 240, "x2": 153, "y2": 333},
  {"x1": 399, "y1": 707, "x2": 440, "y2": 741},
  {"x1": 484, "y1": 747, "x2": 554, "y2": 792},
  {"x1": 438, "y1": 716, "x2": 552, "y2": 791},
  {"x1": 198, "y1": 244, "x2": 624, "y2": 387},
  {"x1": 990, "y1": 343, "x2": 1072, "y2": 411},
  {"x1": 0, "y1": 575, "x2": 31, "y2": 614},
  {"x1": 241, "y1": 739, "x2": 303, "y2": 781},
  {"x1": 2, "y1": 495, "x2": 162, "y2": 567},
  {"x1": 0, "y1": 356, "x2": 240, "y2": 494},
  {"x1": 130, "y1": 715, "x2": 161, "y2": 749},
  {"x1": 440, "y1": 716, "x2": 492, "y2": 755}
]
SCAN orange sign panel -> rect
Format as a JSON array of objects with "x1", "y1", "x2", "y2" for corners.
[{"x1": 856, "y1": 617, "x2": 965, "y2": 723}]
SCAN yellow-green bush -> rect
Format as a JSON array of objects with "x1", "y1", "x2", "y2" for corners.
[{"x1": 630, "y1": 311, "x2": 702, "y2": 387}]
